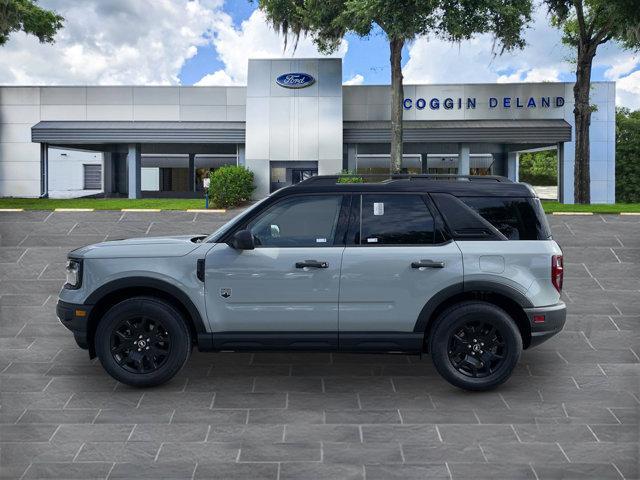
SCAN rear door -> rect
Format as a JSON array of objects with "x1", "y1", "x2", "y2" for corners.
[{"x1": 338, "y1": 194, "x2": 463, "y2": 344}]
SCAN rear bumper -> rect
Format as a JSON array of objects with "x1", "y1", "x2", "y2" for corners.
[
  {"x1": 56, "y1": 300, "x2": 92, "y2": 350},
  {"x1": 524, "y1": 302, "x2": 566, "y2": 348}
]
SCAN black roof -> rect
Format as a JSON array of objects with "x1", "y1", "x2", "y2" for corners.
[{"x1": 276, "y1": 175, "x2": 537, "y2": 198}]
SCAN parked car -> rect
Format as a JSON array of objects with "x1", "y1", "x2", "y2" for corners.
[{"x1": 57, "y1": 175, "x2": 565, "y2": 391}]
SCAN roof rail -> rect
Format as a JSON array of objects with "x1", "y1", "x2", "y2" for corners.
[{"x1": 297, "y1": 173, "x2": 512, "y2": 186}]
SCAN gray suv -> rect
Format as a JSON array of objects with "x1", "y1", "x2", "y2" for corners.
[{"x1": 57, "y1": 175, "x2": 566, "y2": 391}]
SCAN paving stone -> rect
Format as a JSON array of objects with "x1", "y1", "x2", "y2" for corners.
[
  {"x1": 51, "y1": 424, "x2": 134, "y2": 443},
  {"x1": 248, "y1": 408, "x2": 324, "y2": 424},
  {"x1": 75, "y1": 441, "x2": 161, "y2": 462},
  {"x1": 170, "y1": 408, "x2": 248, "y2": 424},
  {"x1": 213, "y1": 392, "x2": 286, "y2": 408},
  {"x1": 438, "y1": 424, "x2": 519, "y2": 444},
  {"x1": 365, "y1": 463, "x2": 449, "y2": 480},
  {"x1": 22, "y1": 462, "x2": 113, "y2": 479},
  {"x1": 155, "y1": 442, "x2": 240, "y2": 463},
  {"x1": 194, "y1": 462, "x2": 278, "y2": 480},
  {"x1": 109, "y1": 461, "x2": 197, "y2": 479},
  {"x1": 18, "y1": 409, "x2": 98, "y2": 424},
  {"x1": 324, "y1": 409, "x2": 401, "y2": 425},
  {"x1": 237, "y1": 442, "x2": 321, "y2": 462},
  {"x1": 532, "y1": 462, "x2": 624, "y2": 480},
  {"x1": 449, "y1": 462, "x2": 536, "y2": 479},
  {"x1": 323, "y1": 442, "x2": 403, "y2": 463},
  {"x1": 284, "y1": 424, "x2": 360, "y2": 442},
  {"x1": 401, "y1": 442, "x2": 486, "y2": 463},
  {"x1": 128, "y1": 424, "x2": 209, "y2": 442},
  {"x1": 361, "y1": 424, "x2": 439, "y2": 443}
]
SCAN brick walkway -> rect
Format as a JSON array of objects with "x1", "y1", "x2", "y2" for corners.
[{"x1": 0, "y1": 211, "x2": 638, "y2": 479}]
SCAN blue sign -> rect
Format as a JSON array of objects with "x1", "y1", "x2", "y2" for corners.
[
  {"x1": 403, "y1": 96, "x2": 564, "y2": 110},
  {"x1": 276, "y1": 73, "x2": 316, "y2": 89}
]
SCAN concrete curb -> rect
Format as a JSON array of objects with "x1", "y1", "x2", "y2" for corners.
[{"x1": 552, "y1": 212, "x2": 594, "y2": 215}]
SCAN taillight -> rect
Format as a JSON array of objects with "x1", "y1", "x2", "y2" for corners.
[{"x1": 552, "y1": 255, "x2": 563, "y2": 293}]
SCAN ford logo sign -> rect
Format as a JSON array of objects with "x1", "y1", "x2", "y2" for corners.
[{"x1": 275, "y1": 73, "x2": 315, "y2": 89}]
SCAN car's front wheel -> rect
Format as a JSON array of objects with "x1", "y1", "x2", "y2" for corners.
[
  {"x1": 95, "y1": 297, "x2": 191, "y2": 387},
  {"x1": 429, "y1": 301, "x2": 522, "y2": 391}
]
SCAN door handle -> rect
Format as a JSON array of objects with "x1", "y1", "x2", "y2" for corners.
[
  {"x1": 295, "y1": 260, "x2": 328, "y2": 269},
  {"x1": 411, "y1": 259, "x2": 445, "y2": 269}
]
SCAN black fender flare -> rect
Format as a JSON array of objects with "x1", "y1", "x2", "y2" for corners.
[
  {"x1": 413, "y1": 281, "x2": 533, "y2": 333},
  {"x1": 85, "y1": 276, "x2": 207, "y2": 334}
]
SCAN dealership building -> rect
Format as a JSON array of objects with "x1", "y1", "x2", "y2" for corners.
[{"x1": 0, "y1": 58, "x2": 616, "y2": 203}]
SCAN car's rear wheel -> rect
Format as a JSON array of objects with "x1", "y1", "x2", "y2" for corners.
[
  {"x1": 95, "y1": 297, "x2": 191, "y2": 387},
  {"x1": 429, "y1": 301, "x2": 522, "y2": 391}
]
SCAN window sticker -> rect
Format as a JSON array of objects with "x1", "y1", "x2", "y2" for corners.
[
  {"x1": 367, "y1": 238, "x2": 379, "y2": 243},
  {"x1": 316, "y1": 238, "x2": 327, "y2": 243},
  {"x1": 373, "y1": 202, "x2": 384, "y2": 216}
]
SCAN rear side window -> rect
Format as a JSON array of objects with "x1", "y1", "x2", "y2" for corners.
[
  {"x1": 358, "y1": 194, "x2": 435, "y2": 245},
  {"x1": 459, "y1": 196, "x2": 550, "y2": 240}
]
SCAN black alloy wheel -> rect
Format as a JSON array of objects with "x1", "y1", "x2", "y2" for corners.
[
  {"x1": 447, "y1": 320, "x2": 506, "y2": 378},
  {"x1": 110, "y1": 316, "x2": 171, "y2": 374},
  {"x1": 429, "y1": 301, "x2": 522, "y2": 391},
  {"x1": 95, "y1": 297, "x2": 191, "y2": 387}
]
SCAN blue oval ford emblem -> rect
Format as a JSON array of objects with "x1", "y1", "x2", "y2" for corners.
[{"x1": 275, "y1": 72, "x2": 315, "y2": 89}]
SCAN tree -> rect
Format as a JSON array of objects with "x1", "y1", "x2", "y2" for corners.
[
  {"x1": 615, "y1": 107, "x2": 640, "y2": 203},
  {"x1": 0, "y1": 0, "x2": 64, "y2": 46},
  {"x1": 544, "y1": 0, "x2": 640, "y2": 203},
  {"x1": 258, "y1": 0, "x2": 532, "y2": 173}
]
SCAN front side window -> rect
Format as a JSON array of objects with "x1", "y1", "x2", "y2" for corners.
[
  {"x1": 247, "y1": 195, "x2": 343, "y2": 247},
  {"x1": 358, "y1": 194, "x2": 435, "y2": 245}
]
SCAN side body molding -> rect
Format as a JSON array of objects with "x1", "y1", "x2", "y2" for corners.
[
  {"x1": 413, "y1": 281, "x2": 533, "y2": 333},
  {"x1": 84, "y1": 276, "x2": 207, "y2": 334}
]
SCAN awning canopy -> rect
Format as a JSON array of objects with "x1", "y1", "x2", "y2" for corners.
[
  {"x1": 32, "y1": 121, "x2": 246, "y2": 144},
  {"x1": 343, "y1": 119, "x2": 572, "y2": 144}
]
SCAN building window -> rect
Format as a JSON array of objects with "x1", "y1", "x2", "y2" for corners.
[{"x1": 83, "y1": 164, "x2": 102, "y2": 190}]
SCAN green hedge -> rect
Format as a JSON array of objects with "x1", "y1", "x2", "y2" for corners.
[
  {"x1": 208, "y1": 166, "x2": 255, "y2": 208},
  {"x1": 616, "y1": 108, "x2": 640, "y2": 203}
]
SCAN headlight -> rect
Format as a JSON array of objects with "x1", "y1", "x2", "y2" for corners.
[{"x1": 65, "y1": 259, "x2": 82, "y2": 289}]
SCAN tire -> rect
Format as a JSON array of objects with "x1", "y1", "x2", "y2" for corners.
[
  {"x1": 95, "y1": 296, "x2": 191, "y2": 388},
  {"x1": 429, "y1": 301, "x2": 522, "y2": 391}
]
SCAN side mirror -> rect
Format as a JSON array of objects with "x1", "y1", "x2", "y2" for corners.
[{"x1": 230, "y1": 229, "x2": 255, "y2": 250}]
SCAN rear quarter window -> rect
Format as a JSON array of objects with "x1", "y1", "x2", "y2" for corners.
[{"x1": 459, "y1": 196, "x2": 551, "y2": 240}]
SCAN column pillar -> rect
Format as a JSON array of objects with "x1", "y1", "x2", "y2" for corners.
[
  {"x1": 458, "y1": 143, "x2": 470, "y2": 176},
  {"x1": 40, "y1": 143, "x2": 49, "y2": 198},
  {"x1": 507, "y1": 151, "x2": 519, "y2": 181},
  {"x1": 188, "y1": 153, "x2": 196, "y2": 192},
  {"x1": 557, "y1": 142, "x2": 565, "y2": 203},
  {"x1": 127, "y1": 143, "x2": 141, "y2": 199}
]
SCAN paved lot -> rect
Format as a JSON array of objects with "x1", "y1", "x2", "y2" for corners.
[{"x1": 0, "y1": 211, "x2": 638, "y2": 480}]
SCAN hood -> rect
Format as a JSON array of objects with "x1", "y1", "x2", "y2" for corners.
[{"x1": 69, "y1": 235, "x2": 208, "y2": 259}]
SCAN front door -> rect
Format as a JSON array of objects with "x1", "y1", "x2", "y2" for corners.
[
  {"x1": 204, "y1": 194, "x2": 347, "y2": 349},
  {"x1": 339, "y1": 194, "x2": 463, "y2": 348}
]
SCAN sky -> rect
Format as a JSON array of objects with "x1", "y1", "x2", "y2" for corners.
[{"x1": 0, "y1": 0, "x2": 638, "y2": 108}]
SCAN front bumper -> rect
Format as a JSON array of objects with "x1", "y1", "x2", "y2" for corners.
[
  {"x1": 524, "y1": 302, "x2": 567, "y2": 348},
  {"x1": 56, "y1": 300, "x2": 92, "y2": 350}
]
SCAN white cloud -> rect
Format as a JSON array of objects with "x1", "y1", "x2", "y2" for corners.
[
  {"x1": 403, "y1": 8, "x2": 572, "y2": 85},
  {"x1": 343, "y1": 74, "x2": 364, "y2": 85},
  {"x1": 616, "y1": 70, "x2": 640, "y2": 110},
  {"x1": 402, "y1": 5, "x2": 639, "y2": 108},
  {"x1": 497, "y1": 67, "x2": 561, "y2": 83},
  {"x1": 0, "y1": 0, "x2": 224, "y2": 85},
  {"x1": 196, "y1": 9, "x2": 348, "y2": 86}
]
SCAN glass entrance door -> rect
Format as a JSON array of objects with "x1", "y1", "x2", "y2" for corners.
[{"x1": 291, "y1": 169, "x2": 318, "y2": 184}]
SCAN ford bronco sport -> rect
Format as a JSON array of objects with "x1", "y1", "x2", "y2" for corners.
[{"x1": 57, "y1": 175, "x2": 565, "y2": 391}]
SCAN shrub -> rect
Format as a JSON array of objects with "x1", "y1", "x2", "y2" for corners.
[
  {"x1": 519, "y1": 151, "x2": 557, "y2": 186},
  {"x1": 208, "y1": 166, "x2": 255, "y2": 208},
  {"x1": 337, "y1": 169, "x2": 364, "y2": 183},
  {"x1": 616, "y1": 108, "x2": 640, "y2": 203}
]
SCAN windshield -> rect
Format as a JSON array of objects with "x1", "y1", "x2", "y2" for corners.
[{"x1": 203, "y1": 196, "x2": 271, "y2": 243}]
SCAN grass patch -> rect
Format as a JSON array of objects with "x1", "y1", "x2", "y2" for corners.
[
  {"x1": 542, "y1": 201, "x2": 640, "y2": 213},
  {"x1": 0, "y1": 198, "x2": 208, "y2": 211}
]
